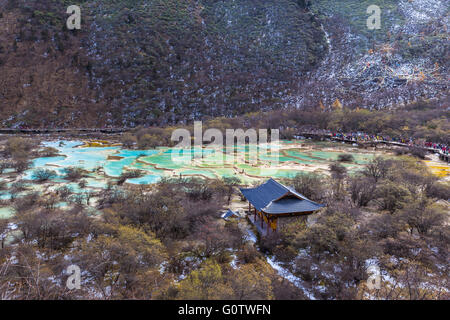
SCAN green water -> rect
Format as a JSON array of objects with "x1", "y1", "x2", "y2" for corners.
[
  {"x1": 0, "y1": 139, "x2": 393, "y2": 220},
  {"x1": 127, "y1": 175, "x2": 161, "y2": 185},
  {"x1": 0, "y1": 207, "x2": 15, "y2": 219},
  {"x1": 178, "y1": 169, "x2": 217, "y2": 179},
  {"x1": 14, "y1": 140, "x2": 379, "y2": 188}
]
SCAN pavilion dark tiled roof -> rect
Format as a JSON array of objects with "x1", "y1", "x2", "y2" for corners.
[
  {"x1": 221, "y1": 209, "x2": 240, "y2": 220},
  {"x1": 240, "y1": 178, "x2": 324, "y2": 215}
]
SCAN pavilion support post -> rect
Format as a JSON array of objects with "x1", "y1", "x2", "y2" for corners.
[{"x1": 261, "y1": 212, "x2": 263, "y2": 228}]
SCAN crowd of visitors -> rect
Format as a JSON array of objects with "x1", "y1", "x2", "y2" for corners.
[
  {"x1": 330, "y1": 132, "x2": 449, "y2": 155},
  {"x1": 300, "y1": 130, "x2": 450, "y2": 156}
]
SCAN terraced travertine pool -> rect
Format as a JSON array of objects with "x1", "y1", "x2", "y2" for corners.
[
  {"x1": 4, "y1": 139, "x2": 381, "y2": 186},
  {"x1": 1, "y1": 139, "x2": 449, "y2": 220}
]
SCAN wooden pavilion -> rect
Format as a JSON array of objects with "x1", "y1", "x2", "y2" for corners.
[{"x1": 240, "y1": 179, "x2": 324, "y2": 234}]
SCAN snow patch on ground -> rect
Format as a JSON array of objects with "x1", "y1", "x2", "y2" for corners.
[
  {"x1": 399, "y1": 0, "x2": 448, "y2": 27},
  {"x1": 266, "y1": 256, "x2": 316, "y2": 300}
]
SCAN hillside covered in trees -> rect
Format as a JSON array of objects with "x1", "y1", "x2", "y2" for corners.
[
  {"x1": 0, "y1": 136, "x2": 449, "y2": 299},
  {"x1": 0, "y1": 0, "x2": 448, "y2": 128}
]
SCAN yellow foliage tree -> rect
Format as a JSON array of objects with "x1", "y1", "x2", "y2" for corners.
[
  {"x1": 177, "y1": 259, "x2": 233, "y2": 300},
  {"x1": 229, "y1": 263, "x2": 274, "y2": 300},
  {"x1": 332, "y1": 98, "x2": 343, "y2": 110},
  {"x1": 319, "y1": 100, "x2": 326, "y2": 111}
]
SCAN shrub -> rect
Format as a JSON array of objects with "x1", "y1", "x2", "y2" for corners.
[
  {"x1": 31, "y1": 168, "x2": 57, "y2": 182},
  {"x1": 69, "y1": 194, "x2": 86, "y2": 206},
  {"x1": 40, "y1": 147, "x2": 59, "y2": 157},
  {"x1": 398, "y1": 202, "x2": 446, "y2": 236},
  {"x1": 349, "y1": 176, "x2": 377, "y2": 207},
  {"x1": 63, "y1": 167, "x2": 84, "y2": 181},
  {"x1": 117, "y1": 170, "x2": 143, "y2": 185},
  {"x1": 9, "y1": 181, "x2": 28, "y2": 202},
  {"x1": 426, "y1": 182, "x2": 450, "y2": 200},
  {"x1": 410, "y1": 147, "x2": 427, "y2": 159},
  {"x1": 4, "y1": 137, "x2": 35, "y2": 159},
  {"x1": 121, "y1": 133, "x2": 137, "y2": 149},
  {"x1": 78, "y1": 179, "x2": 87, "y2": 189},
  {"x1": 363, "y1": 157, "x2": 392, "y2": 182},
  {"x1": 137, "y1": 134, "x2": 160, "y2": 149},
  {"x1": 56, "y1": 186, "x2": 73, "y2": 200},
  {"x1": 0, "y1": 160, "x2": 11, "y2": 174},
  {"x1": 375, "y1": 181, "x2": 411, "y2": 213},
  {"x1": 236, "y1": 245, "x2": 259, "y2": 264},
  {"x1": 185, "y1": 180, "x2": 215, "y2": 201},
  {"x1": 13, "y1": 192, "x2": 40, "y2": 212},
  {"x1": 10, "y1": 181, "x2": 27, "y2": 192},
  {"x1": 12, "y1": 159, "x2": 31, "y2": 173},
  {"x1": 289, "y1": 172, "x2": 325, "y2": 201},
  {"x1": 337, "y1": 154, "x2": 354, "y2": 162},
  {"x1": 394, "y1": 147, "x2": 409, "y2": 156},
  {"x1": 329, "y1": 163, "x2": 347, "y2": 180}
]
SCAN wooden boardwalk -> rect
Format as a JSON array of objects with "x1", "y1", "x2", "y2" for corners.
[
  {"x1": 247, "y1": 214, "x2": 268, "y2": 237},
  {"x1": 298, "y1": 132, "x2": 449, "y2": 163},
  {"x1": 0, "y1": 128, "x2": 447, "y2": 162}
]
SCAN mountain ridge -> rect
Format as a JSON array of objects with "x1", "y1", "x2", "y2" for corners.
[{"x1": 0, "y1": 0, "x2": 448, "y2": 128}]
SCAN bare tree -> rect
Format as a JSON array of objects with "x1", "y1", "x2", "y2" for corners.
[{"x1": 363, "y1": 157, "x2": 391, "y2": 182}]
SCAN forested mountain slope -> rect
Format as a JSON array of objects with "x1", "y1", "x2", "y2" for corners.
[{"x1": 0, "y1": 0, "x2": 448, "y2": 128}]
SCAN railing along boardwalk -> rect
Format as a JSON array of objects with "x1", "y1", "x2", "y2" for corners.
[
  {"x1": 0, "y1": 128, "x2": 448, "y2": 162},
  {"x1": 298, "y1": 132, "x2": 450, "y2": 163}
]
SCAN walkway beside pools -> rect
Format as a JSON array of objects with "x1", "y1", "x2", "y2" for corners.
[{"x1": 247, "y1": 214, "x2": 269, "y2": 237}]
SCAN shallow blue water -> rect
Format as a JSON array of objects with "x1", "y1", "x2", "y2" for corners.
[
  {"x1": 103, "y1": 149, "x2": 160, "y2": 177},
  {"x1": 0, "y1": 193, "x2": 12, "y2": 200},
  {"x1": 19, "y1": 139, "x2": 372, "y2": 188},
  {"x1": 126, "y1": 175, "x2": 161, "y2": 185},
  {"x1": 104, "y1": 157, "x2": 137, "y2": 177},
  {"x1": 21, "y1": 140, "x2": 174, "y2": 186},
  {"x1": 115, "y1": 149, "x2": 159, "y2": 158}
]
